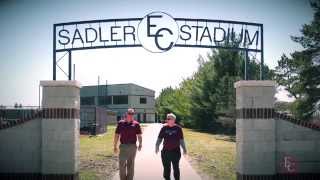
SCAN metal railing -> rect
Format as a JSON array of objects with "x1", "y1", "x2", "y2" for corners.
[
  {"x1": 0, "y1": 107, "x2": 41, "y2": 128},
  {"x1": 274, "y1": 111, "x2": 320, "y2": 130}
]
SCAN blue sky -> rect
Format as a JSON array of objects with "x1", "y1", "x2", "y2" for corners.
[{"x1": 0, "y1": 0, "x2": 313, "y2": 106}]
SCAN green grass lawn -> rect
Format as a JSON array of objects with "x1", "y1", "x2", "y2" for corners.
[
  {"x1": 79, "y1": 125, "x2": 118, "y2": 180},
  {"x1": 184, "y1": 128, "x2": 236, "y2": 180}
]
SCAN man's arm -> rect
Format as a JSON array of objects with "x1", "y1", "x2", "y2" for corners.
[
  {"x1": 180, "y1": 128, "x2": 187, "y2": 154},
  {"x1": 180, "y1": 139, "x2": 187, "y2": 154},
  {"x1": 155, "y1": 138, "x2": 163, "y2": 154},
  {"x1": 136, "y1": 124, "x2": 142, "y2": 151},
  {"x1": 113, "y1": 133, "x2": 120, "y2": 154},
  {"x1": 155, "y1": 127, "x2": 164, "y2": 154},
  {"x1": 137, "y1": 134, "x2": 142, "y2": 151}
]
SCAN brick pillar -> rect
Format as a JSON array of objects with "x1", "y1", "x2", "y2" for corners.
[
  {"x1": 235, "y1": 80, "x2": 276, "y2": 179},
  {"x1": 40, "y1": 80, "x2": 80, "y2": 179}
]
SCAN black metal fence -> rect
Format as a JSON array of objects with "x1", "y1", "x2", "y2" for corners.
[
  {"x1": 274, "y1": 111, "x2": 320, "y2": 130},
  {"x1": 0, "y1": 107, "x2": 41, "y2": 129}
]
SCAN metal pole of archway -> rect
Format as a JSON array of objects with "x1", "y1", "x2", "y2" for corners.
[
  {"x1": 260, "y1": 24, "x2": 264, "y2": 80},
  {"x1": 244, "y1": 50, "x2": 248, "y2": 80},
  {"x1": 53, "y1": 24, "x2": 56, "y2": 80},
  {"x1": 53, "y1": 25, "x2": 73, "y2": 80},
  {"x1": 68, "y1": 50, "x2": 72, "y2": 80}
]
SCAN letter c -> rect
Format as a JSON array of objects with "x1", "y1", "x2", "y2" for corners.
[{"x1": 154, "y1": 28, "x2": 174, "y2": 51}]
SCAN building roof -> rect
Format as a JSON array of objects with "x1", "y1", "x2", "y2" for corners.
[{"x1": 80, "y1": 83, "x2": 155, "y2": 97}]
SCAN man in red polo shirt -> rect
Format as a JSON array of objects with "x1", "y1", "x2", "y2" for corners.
[{"x1": 114, "y1": 108, "x2": 142, "y2": 180}]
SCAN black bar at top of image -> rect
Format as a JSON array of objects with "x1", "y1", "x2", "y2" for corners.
[
  {"x1": 54, "y1": 18, "x2": 143, "y2": 26},
  {"x1": 174, "y1": 18, "x2": 263, "y2": 27}
]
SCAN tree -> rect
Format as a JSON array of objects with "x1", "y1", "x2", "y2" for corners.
[
  {"x1": 155, "y1": 79, "x2": 195, "y2": 127},
  {"x1": 172, "y1": 78, "x2": 194, "y2": 126},
  {"x1": 275, "y1": 54, "x2": 301, "y2": 99},
  {"x1": 293, "y1": 50, "x2": 320, "y2": 119},
  {"x1": 275, "y1": 0, "x2": 320, "y2": 120},
  {"x1": 187, "y1": 48, "x2": 271, "y2": 130},
  {"x1": 155, "y1": 87, "x2": 176, "y2": 121},
  {"x1": 291, "y1": 0, "x2": 320, "y2": 50},
  {"x1": 156, "y1": 46, "x2": 273, "y2": 131},
  {"x1": 189, "y1": 55, "x2": 219, "y2": 130}
]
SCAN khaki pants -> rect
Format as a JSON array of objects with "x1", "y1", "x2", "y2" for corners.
[{"x1": 119, "y1": 144, "x2": 137, "y2": 180}]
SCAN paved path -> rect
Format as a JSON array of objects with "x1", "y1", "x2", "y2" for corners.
[{"x1": 112, "y1": 123, "x2": 202, "y2": 180}]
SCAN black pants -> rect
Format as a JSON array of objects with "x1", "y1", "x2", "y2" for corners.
[{"x1": 161, "y1": 149, "x2": 181, "y2": 180}]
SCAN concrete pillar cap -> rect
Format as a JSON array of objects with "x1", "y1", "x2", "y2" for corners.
[
  {"x1": 234, "y1": 80, "x2": 276, "y2": 88},
  {"x1": 40, "y1": 80, "x2": 81, "y2": 88}
]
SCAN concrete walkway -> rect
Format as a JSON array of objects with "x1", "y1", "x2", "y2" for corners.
[{"x1": 112, "y1": 123, "x2": 202, "y2": 180}]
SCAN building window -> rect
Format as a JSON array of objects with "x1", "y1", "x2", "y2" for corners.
[
  {"x1": 81, "y1": 97, "x2": 95, "y2": 105},
  {"x1": 113, "y1": 95, "x2": 128, "y2": 104},
  {"x1": 140, "y1": 97, "x2": 147, "y2": 104},
  {"x1": 98, "y1": 96, "x2": 112, "y2": 105}
]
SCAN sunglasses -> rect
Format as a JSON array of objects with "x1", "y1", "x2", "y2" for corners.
[
  {"x1": 127, "y1": 112, "x2": 134, "y2": 115},
  {"x1": 166, "y1": 118, "x2": 174, "y2": 120}
]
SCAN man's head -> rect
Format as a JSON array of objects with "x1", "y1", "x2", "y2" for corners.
[
  {"x1": 166, "y1": 113, "x2": 176, "y2": 126},
  {"x1": 126, "y1": 108, "x2": 135, "y2": 121}
]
